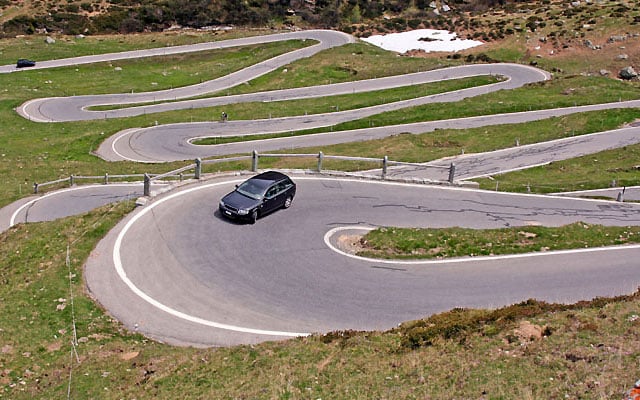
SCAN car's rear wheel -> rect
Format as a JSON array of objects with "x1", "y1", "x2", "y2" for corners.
[
  {"x1": 283, "y1": 196, "x2": 293, "y2": 209},
  {"x1": 250, "y1": 210, "x2": 258, "y2": 224}
]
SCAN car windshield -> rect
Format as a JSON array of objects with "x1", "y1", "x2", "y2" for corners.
[{"x1": 236, "y1": 180, "x2": 268, "y2": 200}]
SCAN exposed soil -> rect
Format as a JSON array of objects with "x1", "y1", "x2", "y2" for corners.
[{"x1": 335, "y1": 234, "x2": 367, "y2": 255}]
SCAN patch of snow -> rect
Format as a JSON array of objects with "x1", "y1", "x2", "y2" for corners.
[{"x1": 361, "y1": 29, "x2": 483, "y2": 53}]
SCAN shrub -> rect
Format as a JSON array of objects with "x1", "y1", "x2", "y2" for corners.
[{"x1": 396, "y1": 291, "x2": 640, "y2": 350}]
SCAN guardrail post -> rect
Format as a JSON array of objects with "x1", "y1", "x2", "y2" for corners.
[
  {"x1": 33, "y1": 182, "x2": 39, "y2": 194},
  {"x1": 251, "y1": 151, "x2": 258, "y2": 172},
  {"x1": 617, "y1": 186, "x2": 626, "y2": 202},
  {"x1": 143, "y1": 173, "x2": 151, "y2": 197},
  {"x1": 448, "y1": 163, "x2": 456, "y2": 184},
  {"x1": 195, "y1": 158, "x2": 202, "y2": 179},
  {"x1": 317, "y1": 151, "x2": 323, "y2": 172},
  {"x1": 69, "y1": 175, "x2": 75, "y2": 187},
  {"x1": 382, "y1": 155, "x2": 388, "y2": 178},
  {"x1": 104, "y1": 173, "x2": 109, "y2": 184}
]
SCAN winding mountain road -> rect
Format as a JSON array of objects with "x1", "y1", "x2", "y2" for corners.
[{"x1": 6, "y1": 29, "x2": 640, "y2": 346}]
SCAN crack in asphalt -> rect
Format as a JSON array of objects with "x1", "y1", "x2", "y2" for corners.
[
  {"x1": 370, "y1": 265, "x2": 407, "y2": 272},
  {"x1": 371, "y1": 198, "x2": 640, "y2": 226}
]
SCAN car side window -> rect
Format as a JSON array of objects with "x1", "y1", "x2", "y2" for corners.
[{"x1": 265, "y1": 185, "x2": 278, "y2": 198}]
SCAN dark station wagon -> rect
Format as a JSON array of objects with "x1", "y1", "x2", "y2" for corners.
[
  {"x1": 16, "y1": 59, "x2": 36, "y2": 68},
  {"x1": 219, "y1": 171, "x2": 296, "y2": 223}
]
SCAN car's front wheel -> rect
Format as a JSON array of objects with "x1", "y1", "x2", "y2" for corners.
[
  {"x1": 250, "y1": 209, "x2": 258, "y2": 224},
  {"x1": 283, "y1": 196, "x2": 293, "y2": 209}
]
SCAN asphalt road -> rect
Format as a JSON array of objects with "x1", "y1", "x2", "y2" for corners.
[
  {"x1": 4, "y1": 30, "x2": 640, "y2": 347},
  {"x1": 84, "y1": 175, "x2": 640, "y2": 346},
  {"x1": 15, "y1": 30, "x2": 355, "y2": 122},
  {"x1": 0, "y1": 183, "x2": 169, "y2": 232}
]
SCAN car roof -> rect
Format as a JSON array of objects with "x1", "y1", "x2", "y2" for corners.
[{"x1": 251, "y1": 171, "x2": 290, "y2": 183}]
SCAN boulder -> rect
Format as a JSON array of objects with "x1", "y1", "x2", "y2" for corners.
[
  {"x1": 583, "y1": 39, "x2": 600, "y2": 50},
  {"x1": 608, "y1": 35, "x2": 627, "y2": 43},
  {"x1": 619, "y1": 66, "x2": 638, "y2": 80},
  {"x1": 45, "y1": 36, "x2": 55, "y2": 44}
]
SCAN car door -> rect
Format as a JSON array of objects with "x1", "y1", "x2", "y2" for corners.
[
  {"x1": 262, "y1": 184, "x2": 280, "y2": 213},
  {"x1": 273, "y1": 182, "x2": 288, "y2": 208}
]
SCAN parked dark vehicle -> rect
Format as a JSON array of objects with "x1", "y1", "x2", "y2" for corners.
[
  {"x1": 16, "y1": 59, "x2": 36, "y2": 68},
  {"x1": 219, "y1": 171, "x2": 296, "y2": 223}
]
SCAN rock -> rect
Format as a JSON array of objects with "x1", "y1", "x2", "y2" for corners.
[
  {"x1": 617, "y1": 54, "x2": 629, "y2": 60},
  {"x1": 45, "y1": 36, "x2": 55, "y2": 44},
  {"x1": 518, "y1": 231, "x2": 537, "y2": 239},
  {"x1": 599, "y1": 69, "x2": 610, "y2": 76},
  {"x1": 619, "y1": 66, "x2": 638, "y2": 80},
  {"x1": 608, "y1": 35, "x2": 627, "y2": 43}
]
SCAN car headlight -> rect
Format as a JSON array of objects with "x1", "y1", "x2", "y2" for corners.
[
  {"x1": 237, "y1": 209, "x2": 249, "y2": 215},
  {"x1": 219, "y1": 200, "x2": 225, "y2": 207}
]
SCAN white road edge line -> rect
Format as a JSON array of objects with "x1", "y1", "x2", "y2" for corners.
[
  {"x1": 110, "y1": 128, "x2": 160, "y2": 163},
  {"x1": 554, "y1": 186, "x2": 640, "y2": 195},
  {"x1": 8, "y1": 183, "x2": 154, "y2": 227},
  {"x1": 113, "y1": 179, "x2": 310, "y2": 338},
  {"x1": 112, "y1": 175, "x2": 640, "y2": 337}
]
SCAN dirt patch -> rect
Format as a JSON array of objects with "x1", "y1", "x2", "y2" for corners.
[
  {"x1": 120, "y1": 351, "x2": 140, "y2": 361},
  {"x1": 336, "y1": 234, "x2": 367, "y2": 255},
  {"x1": 46, "y1": 341, "x2": 62, "y2": 352},
  {"x1": 514, "y1": 320, "x2": 545, "y2": 342}
]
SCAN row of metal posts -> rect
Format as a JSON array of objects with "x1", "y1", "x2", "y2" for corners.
[{"x1": 40, "y1": 153, "x2": 455, "y2": 196}]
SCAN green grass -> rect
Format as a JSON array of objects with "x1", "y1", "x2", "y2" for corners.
[
  {"x1": 0, "y1": 30, "x2": 276, "y2": 65},
  {"x1": 4, "y1": 40, "x2": 313, "y2": 97},
  {"x1": 357, "y1": 222, "x2": 640, "y2": 260},
  {"x1": 216, "y1": 109, "x2": 640, "y2": 176},
  {"x1": 1, "y1": 209, "x2": 639, "y2": 399},
  {"x1": 1, "y1": 35, "x2": 638, "y2": 213},
  {"x1": 476, "y1": 143, "x2": 640, "y2": 193},
  {"x1": 192, "y1": 75, "x2": 500, "y2": 145},
  {"x1": 291, "y1": 75, "x2": 640, "y2": 135}
]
